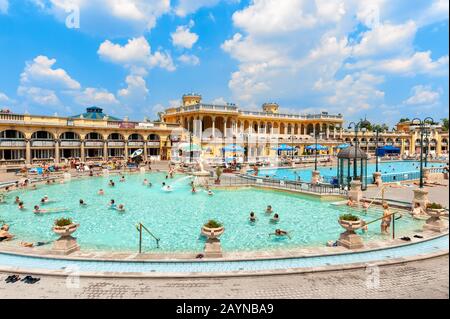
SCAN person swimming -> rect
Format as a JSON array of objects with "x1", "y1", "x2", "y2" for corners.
[
  {"x1": 143, "y1": 179, "x2": 149, "y2": 185},
  {"x1": 270, "y1": 213, "x2": 280, "y2": 223},
  {"x1": 265, "y1": 205, "x2": 273, "y2": 214},
  {"x1": 109, "y1": 180, "x2": 115, "y2": 187},
  {"x1": 33, "y1": 205, "x2": 67, "y2": 214},
  {"x1": 79, "y1": 199, "x2": 87, "y2": 206},
  {"x1": 109, "y1": 199, "x2": 116, "y2": 209},
  {"x1": 249, "y1": 212, "x2": 257, "y2": 222},
  {"x1": 98, "y1": 189, "x2": 105, "y2": 195},
  {"x1": 116, "y1": 204, "x2": 125, "y2": 212},
  {"x1": 207, "y1": 190, "x2": 213, "y2": 196},
  {"x1": 18, "y1": 201, "x2": 25, "y2": 210},
  {"x1": 163, "y1": 185, "x2": 172, "y2": 192},
  {"x1": 15, "y1": 196, "x2": 20, "y2": 204},
  {"x1": 148, "y1": 182, "x2": 153, "y2": 187},
  {"x1": 20, "y1": 241, "x2": 51, "y2": 247},
  {"x1": 119, "y1": 176, "x2": 125, "y2": 182},
  {"x1": 270, "y1": 229, "x2": 291, "y2": 239}
]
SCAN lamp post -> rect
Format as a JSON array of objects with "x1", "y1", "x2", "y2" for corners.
[
  {"x1": 290, "y1": 135, "x2": 294, "y2": 160},
  {"x1": 374, "y1": 128, "x2": 381, "y2": 172},
  {"x1": 310, "y1": 132, "x2": 320, "y2": 171},
  {"x1": 189, "y1": 132, "x2": 193, "y2": 163},
  {"x1": 424, "y1": 128, "x2": 430, "y2": 167},
  {"x1": 411, "y1": 117, "x2": 434, "y2": 188}
]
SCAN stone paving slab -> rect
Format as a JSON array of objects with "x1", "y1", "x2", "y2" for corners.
[{"x1": 0, "y1": 255, "x2": 447, "y2": 299}]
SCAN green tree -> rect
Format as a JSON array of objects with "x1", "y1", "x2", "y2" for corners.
[
  {"x1": 399, "y1": 118, "x2": 410, "y2": 123},
  {"x1": 442, "y1": 118, "x2": 449, "y2": 131}
]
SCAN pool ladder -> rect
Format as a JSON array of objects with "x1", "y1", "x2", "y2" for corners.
[{"x1": 136, "y1": 222, "x2": 160, "y2": 253}]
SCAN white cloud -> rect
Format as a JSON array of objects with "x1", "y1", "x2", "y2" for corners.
[
  {"x1": 98, "y1": 37, "x2": 175, "y2": 72},
  {"x1": 178, "y1": 54, "x2": 200, "y2": 66},
  {"x1": 31, "y1": 0, "x2": 171, "y2": 37},
  {"x1": 404, "y1": 85, "x2": 441, "y2": 105},
  {"x1": 348, "y1": 51, "x2": 449, "y2": 76},
  {"x1": 20, "y1": 55, "x2": 80, "y2": 90},
  {"x1": 75, "y1": 88, "x2": 119, "y2": 107},
  {"x1": 17, "y1": 86, "x2": 61, "y2": 107},
  {"x1": 211, "y1": 97, "x2": 227, "y2": 105},
  {"x1": 175, "y1": 0, "x2": 221, "y2": 17},
  {"x1": 171, "y1": 20, "x2": 199, "y2": 49},
  {"x1": 0, "y1": 91, "x2": 12, "y2": 104},
  {"x1": 352, "y1": 20, "x2": 417, "y2": 57},
  {"x1": 0, "y1": 0, "x2": 8, "y2": 14}
]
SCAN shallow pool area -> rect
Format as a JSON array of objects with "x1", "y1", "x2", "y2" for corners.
[
  {"x1": 0, "y1": 172, "x2": 425, "y2": 253},
  {"x1": 252, "y1": 161, "x2": 445, "y2": 183},
  {"x1": 0, "y1": 235, "x2": 447, "y2": 274}
]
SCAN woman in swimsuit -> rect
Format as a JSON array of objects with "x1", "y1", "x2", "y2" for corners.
[
  {"x1": 0, "y1": 224, "x2": 14, "y2": 241},
  {"x1": 381, "y1": 203, "x2": 392, "y2": 234}
]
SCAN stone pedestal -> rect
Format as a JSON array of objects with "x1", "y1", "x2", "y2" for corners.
[
  {"x1": 311, "y1": 170, "x2": 320, "y2": 185},
  {"x1": 423, "y1": 209, "x2": 448, "y2": 233},
  {"x1": 348, "y1": 180, "x2": 363, "y2": 203},
  {"x1": 337, "y1": 220, "x2": 364, "y2": 249},
  {"x1": 204, "y1": 238, "x2": 223, "y2": 258},
  {"x1": 193, "y1": 171, "x2": 210, "y2": 188},
  {"x1": 51, "y1": 224, "x2": 79, "y2": 255},
  {"x1": 412, "y1": 188, "x2": 429, "y2": 211},
  {"x1": 373, "y1": 172, "x2": 383, "y2": 187}
]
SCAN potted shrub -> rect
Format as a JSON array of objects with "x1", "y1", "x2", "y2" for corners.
[
  {"x1": 201, "y1": 219, "x2": 224, "y2": 239},
  {"x1": 338, "y1": 214, "x2": 363, "y2": 231},
  {"x1": 52, "y1": 217, "x2": 79, "y2": 237},
  {"x1": 215, "y1": 167, "x2": 223, "y2": 184},
  {"x1": 424, "y1": 203, "x2": 447, "y2": 232}
]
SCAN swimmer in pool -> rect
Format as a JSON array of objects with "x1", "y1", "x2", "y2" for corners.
[
  {"x1": 98, "y1": 189, "x2": 105, "y2": 195},
  {"x1": 265, "y1": 205, "x2": 273, "y2": 215},
  {"x1": 270, "y1": 229, "x2": 291, "y2": 239},
  {"x1": 109, "y1": 180, "x2": 115, "y2": 187},
  {"x1": 33, "y1": 205, "x2": 67, "y2": 214},
  {"x1": 79, "y1": 199, "x2": 87, "y2": 206},
  {"x1": 109, "y1": 199, "x2": 116, "y2": 209},
  {"x1": 119, "y1": 176, "x2": 125, "y2": 182},
  {"x1": 18, "y1": 201, "x2": 25, "y2": 210},
  {"x1": 270, "y1": 213, "x2": 280, "y2": 223},
  {"x1": 207, "y1": 190, "x2": 213, "y2": 196},
  {"x1": 148, "y1": 182, "x2": 152, "y2": 187},
  {"x1": 191, "y1": 185, "x2": 197, "y2": 193},
  {"x1": 249, "y1": 212, "x2": 257, "y2": 222},
  {"x1": 116, "y1": 204, "x2": 125, "y2": 212},
  {"x1": 143, "y1": 179, "x2": 148, "y2": 186},
  {"x1": 15, "y1": 196, "x2": 20, "y2": 204}
]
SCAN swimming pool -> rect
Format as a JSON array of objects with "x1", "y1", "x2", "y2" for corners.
[
  {"x1": 252, "y1": 161, "x2": 445, "y2": 183},
  {"x1": 0, "y1": 172, "x2": 424, "y2": 253}
]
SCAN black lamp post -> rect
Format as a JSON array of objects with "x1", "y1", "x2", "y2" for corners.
[
  {"x1": 310, "y1": 132, "x2": 320, "y2": 171},
  {"x1": 189, "y1": 132, "x2": 193, "y2": 163},
  {"x1": 290, "y1": 135, "x2": 294, "y2": 160},
  {"x1": 411, "y1": 117, "x2": 434, "y2": 188},
  {"x1": 424, "y1": 128, "x2": 430, "y2": 167},
  {"x1": 374, "y1": 128, "x2": 381, "y2": 172}
]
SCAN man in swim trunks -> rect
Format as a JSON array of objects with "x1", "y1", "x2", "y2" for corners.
[
  {"x1": 381, "y1": 203, "x2": 392, "y2": 234},
  {"x1": 271, "y1": 229, "x2": 291, "y2": 239},
  {"x1": 265, "y1": 205, "x2": 273, "y2": 214}
]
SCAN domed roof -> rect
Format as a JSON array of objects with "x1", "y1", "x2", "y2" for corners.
[
  {"x1": 337, "y1": 146, "x2": 368, "y2": 159},
  {"x1": 70, "y1": 106, "x2": 121, "y2": 121}
]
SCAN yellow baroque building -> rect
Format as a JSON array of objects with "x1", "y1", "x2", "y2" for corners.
[
  {"x1": 0, "y1": 106, "x2": 180, "y2": 167},
  {"x1": 0, "y1": 94, "x2": 448, "y2": 167}
]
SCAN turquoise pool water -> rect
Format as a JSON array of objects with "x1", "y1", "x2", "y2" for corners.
[
  {"x1": 253, "y1": 161, "x2": 444, "y2": 183},
  {"x1": 0, "y1": 235, "x2": 447, "y2": 273},
  {"x1": 0, "y1": 172, "x2": 425, "y2": 253}
]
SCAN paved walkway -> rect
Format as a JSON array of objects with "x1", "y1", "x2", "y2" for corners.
[
  {"x1": 364, "y1": 180, "x2": 449, "y2": 208},
  {"x1": 0, "y1": 255, "x2": 447, "y2": 299}
]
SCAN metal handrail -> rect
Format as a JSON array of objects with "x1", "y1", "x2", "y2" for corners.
[
  {"x1": 136, "y1": 222, "x2": 160, "y2": 253},
  {"x1": 354, "y1": 210, "x2": 401, "y2": 239}
]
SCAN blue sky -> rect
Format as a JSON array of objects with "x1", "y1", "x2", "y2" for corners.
[{"x1": 0, "y1": 0, "x2": 448, "y2": 126}]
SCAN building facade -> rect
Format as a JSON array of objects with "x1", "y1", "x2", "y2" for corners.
[
  {"x1": 0, "y1": 107, "x2": 181, "y2": 166},
  {"x1": 0, "y1": 94, "x2": 448, "y2": 167}
]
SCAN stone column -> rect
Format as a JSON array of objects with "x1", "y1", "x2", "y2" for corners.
[
  {"x1": 80, "y1": 139, "x2": 85, "y2": 162},
  {"x1": 55, "y1": 139, "x2": 60, "y2": 164},
  {"x1": 124, "y1": 142, "x2": 129, "y2": 160},
  {"x1": 103, "y1": 141, "x2": 108, "y2": 161},
  {"x1": 326, "y1": 125, "x2": 330, "y2": 139},
  {"x1": 212, "y1": 116, "x2": 216, "y2": 140},
  {"x1": 25, "y1": 139, "x2": 31, "y2": 165},
  {"x1": 423, "y1": 167, "x2": 431, "y2": 183},
  {"x1": 143, "y1": 141, "x2": 148, "y2": 162},
  {"x1": 333, "y1": 126, "x2": 337, "y2": 138}
]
